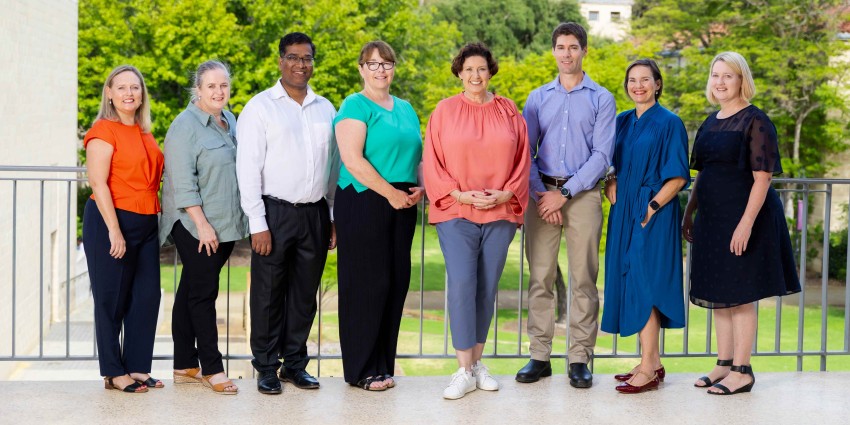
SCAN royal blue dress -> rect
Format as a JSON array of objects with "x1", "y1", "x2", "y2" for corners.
[{"x1": 601, "y1": 103, "x2": 689, "y2": 337}]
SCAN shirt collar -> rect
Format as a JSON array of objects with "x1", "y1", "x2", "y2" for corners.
[
  {"x1": 270, "y1": 80, "x2": 317, "y2": 105},
  {"x1": 186, "y1": 101, "x2": 217, "y2": 126},
  {"x1": 544, "y1": 72, "x2": 599, "y2": 93}
]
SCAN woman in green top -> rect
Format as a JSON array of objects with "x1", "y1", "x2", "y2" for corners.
[
  {"x1": 334, "y1": 40, "x2": 423, "y2": 391},
  {"x1": 160, "y1": 60, "x2": 247, "y2": 395}
]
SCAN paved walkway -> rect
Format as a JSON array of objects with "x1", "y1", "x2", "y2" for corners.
[{"x1": 0, "y1": 372, "x2": 848, "y2": 424}]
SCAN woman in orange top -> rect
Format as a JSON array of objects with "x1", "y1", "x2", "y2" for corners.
[
  {"x1": 423, "y1": 43, "x2": 530, "y2": 400},
  {"x1": 82, "y1": 65, "x2": 164, "y2": 394}
]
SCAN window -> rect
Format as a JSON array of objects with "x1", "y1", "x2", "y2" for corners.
[
  {"x1": 611, "y1": 11, "x2": 621, "y2": 22},
  {"x1": 589, "y1": 11, "x2": 599, "y2": 21}
]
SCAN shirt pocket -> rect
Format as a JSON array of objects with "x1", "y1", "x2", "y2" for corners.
[{"x1": 311, "y1": 122, "x2": 332, "y2": 149}]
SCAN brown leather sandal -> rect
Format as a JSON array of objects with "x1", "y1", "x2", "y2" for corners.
[
  {"x1": 202, "y1": 374, "x2": 238, "y2": 395},
  {"x1": 173, "y1": 367, "x2": 203, "y2": 384}
]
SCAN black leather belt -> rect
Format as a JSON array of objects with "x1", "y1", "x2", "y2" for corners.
[
  {"x1": 262, "y1": 195, "x2": 322, "y2": 207},
  {"x1": 540, "y1": 174, "x2": 571, "y2": 188}
]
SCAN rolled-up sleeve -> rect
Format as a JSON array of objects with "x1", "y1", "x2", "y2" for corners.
[
  {"x1": 236, "y1": 101, "x2": 269, "y2": 234},
  {"x1": 164, "y1": 121, "x2": 202, "y2": 209}
]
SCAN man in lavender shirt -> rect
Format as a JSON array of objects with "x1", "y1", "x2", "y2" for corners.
[{"x1": 516, "y1": 22, "x2": 615, "y2": 389}]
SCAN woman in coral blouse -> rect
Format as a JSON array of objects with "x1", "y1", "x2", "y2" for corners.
[
  {"x1": 423, "y1": 42, "x2": 530, "y2": 400},
  {"x1": 83, "y1": 65, "x2": 164, "y2": 394}
]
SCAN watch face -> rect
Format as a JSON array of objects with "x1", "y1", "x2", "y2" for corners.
[
  {"x1": 560, "y1": 186, "x2": 571, "y2": 199},
  {"x1": 649, "y1": 200, "x2": 660, "y2": 211}
]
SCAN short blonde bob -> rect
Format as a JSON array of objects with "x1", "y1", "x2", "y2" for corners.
[
  {"x1": 96, "y1": 65, "x2": 152, "y2": 133},
  {"x1": 705, "y1": 51, "x2": 756, "y2": 106}
]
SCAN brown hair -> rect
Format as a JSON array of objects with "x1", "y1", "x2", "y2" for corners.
[
  {"x1": 450, "y1": 42, "x2": 499, "y2": 77},
  {"x1": 551, "y1": 22, "x2": 588, "y2": 49},
  {"x1": 96, "y1": 65, "x2": 152, "y2": 133},
  {"x1": 358, "y1": 40, "x2": 397, "y2": 65},
  {"x1": 624, "y1": 59, "x2": 664, "y2": 100}
]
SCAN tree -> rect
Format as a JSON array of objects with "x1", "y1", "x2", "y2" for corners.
[
  {"x1": 631, "y1": 0, "x2": 850, "y2": 176},
  {"x1": 431, "y1": 0, "x2": 585, "y2": 58}
]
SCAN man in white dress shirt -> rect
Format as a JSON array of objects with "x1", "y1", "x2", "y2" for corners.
[{"x1": 236, "y1": 32, "x2": 339, "y2": 395}]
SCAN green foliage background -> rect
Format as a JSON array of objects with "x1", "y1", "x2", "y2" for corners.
[{"x1": 78, "y1": 0, "x2": 849, "y2": 177}]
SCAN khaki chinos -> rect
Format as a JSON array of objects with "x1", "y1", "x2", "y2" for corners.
[{"x1": 524, "y1": 183, "x2": 602, "y2": 364}]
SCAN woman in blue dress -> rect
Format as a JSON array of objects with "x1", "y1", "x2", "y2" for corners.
[{"x1": 601, "y1": 59, "x2": 689, "y2": 394}]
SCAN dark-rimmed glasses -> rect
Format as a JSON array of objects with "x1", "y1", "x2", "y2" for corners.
[
  {"x1": 282, "y1": 55, "x2": 315, "y2": 66},
  {"x1": 362, "y1": 61, "x2": 395, "y2": 71}
]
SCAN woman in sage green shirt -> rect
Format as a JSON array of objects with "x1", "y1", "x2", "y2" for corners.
[
  {"x1": 160, "y1": 60, "x2": 247, "y2": 395},
  {"x1": 334, "y1": 41, "x2": 423, "y2": 391}
]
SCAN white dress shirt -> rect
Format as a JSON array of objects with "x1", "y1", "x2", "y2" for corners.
[{"x1": 236, "y1": 81, "x2": 339, "y2": 234}]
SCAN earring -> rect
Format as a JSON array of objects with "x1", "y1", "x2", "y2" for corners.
[{"x1": 109, "y1": 99, "x2": 113, "y2": 105}]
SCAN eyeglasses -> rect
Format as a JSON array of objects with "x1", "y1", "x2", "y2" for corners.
[
  {"x1": 362, "y1": 61, "x2": 395, "y2": 71},
  {"x1": 282, "y1": 55, "x2": 315, "y2": 66}
]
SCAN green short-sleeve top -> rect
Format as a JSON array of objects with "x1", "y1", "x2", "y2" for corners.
[{"x1": 333, "y1": 93, "x2": 422, "y2": 192}]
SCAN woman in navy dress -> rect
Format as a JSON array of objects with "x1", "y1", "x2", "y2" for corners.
[
  {"x1": 602, "y1": 59, "x2": 689, "y2": 393},
  {"x1": 683, "y1": 52, "x2": 800, "y2": 395}
]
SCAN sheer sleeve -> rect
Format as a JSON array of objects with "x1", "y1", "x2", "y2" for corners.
[{"x1": 743, "y1": 110, "x2": 783, "y2": 175}]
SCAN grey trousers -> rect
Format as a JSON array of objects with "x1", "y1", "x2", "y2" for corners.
[{"x1": 436, "y1": 218, "x2": 517, "y2": 351}]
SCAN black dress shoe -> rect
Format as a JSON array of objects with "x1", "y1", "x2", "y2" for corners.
[
  {"x1": 515, "y1": 359, "x2": 552, "y2": 383},
  {"x1": 568, "y1": 362, "x2": 593, "y2": 388},
  {"x1": 280, "y1": 368, "x2": 320, "y2": 389},
  {"x1": 257, "y1": 370, "x2": 282, "y2": 394}
]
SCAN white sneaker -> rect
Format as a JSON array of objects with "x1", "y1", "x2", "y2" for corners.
[
  {"x1": 472, "y1": 361, "x2": 500, "y2": 391},
  {"x1": 443, "y1": 367, "x2": 476, "y2": 400}
]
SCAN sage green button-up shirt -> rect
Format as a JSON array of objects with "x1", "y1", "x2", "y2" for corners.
[{"x1": 160, "y1": 102, "x2": 248, "y2": 245}]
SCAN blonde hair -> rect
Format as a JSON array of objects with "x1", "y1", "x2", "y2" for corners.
[
  {"x1": 190, "y1": 60, "x2": 231, "y2": 102},
  {"x1": 96, "y1": 65, "x2": 152, "y2": 133},
  {"x1": 705, "y1": 52, "x2": 756, "y2": 106}
]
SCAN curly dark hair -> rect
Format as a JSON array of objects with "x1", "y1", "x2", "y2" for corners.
[{"x1": 450, "y1": 42, "x2": 498, "y2": 77}]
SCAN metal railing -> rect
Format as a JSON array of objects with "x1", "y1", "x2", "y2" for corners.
[{"x1": 1, "y1": 165, "x2": 849, "y2": 376}]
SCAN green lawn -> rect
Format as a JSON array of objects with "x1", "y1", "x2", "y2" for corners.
[{"x1": 304, "y1": 303, "x2": 850, "y2": 377}]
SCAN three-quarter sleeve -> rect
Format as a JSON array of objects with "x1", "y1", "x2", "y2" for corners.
[
  {"x1": 745, "y1": 112, "x2": 783, "y2": 175},
  {"x1": 500, "y1": 103, "x2": 531, "y2": 216},
  {"x1": 659, "y1": 114, "x2": 691, "y2": 190},
  {"x1": 164, "y1": 120, "x2": 203, "y2": 209},
  {"x1": 423, "y1": 101, "x2": 460, "y2": 210}
]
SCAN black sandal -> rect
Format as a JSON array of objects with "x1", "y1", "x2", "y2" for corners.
[
  {"x1": 383, "y1": 374, "x2": 395, "y2": 388},
  {"x1": 104, "y1": 377, "x2": 148, "y2": 393},
  {"x1": 708, "y1": 365, "x2": 755, "y2": 395},
  {"x1": 354, "y1": 376, "x2": 387, "y2": 391},
  {"x1": 135, "y1": 376, "x2": 164, "y2": 389},
  {"x1": 694, "y1": 359, "x2": 732, "y2": 387}
]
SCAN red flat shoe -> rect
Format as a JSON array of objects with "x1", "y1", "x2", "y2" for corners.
[
  {"x1": 614, "y1": 365, "x2": 665, "y2": 382},
  {"x1": 615, "y1": 371, "x2": 660, "y2": 394}
]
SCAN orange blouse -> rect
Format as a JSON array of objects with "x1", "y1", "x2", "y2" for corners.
[
  {"x1": 423, "y1": 94, "x2": 530, "y2": 225},
  {"x1": 84, "y1": 119, "x2": 164, "y2": 214}
]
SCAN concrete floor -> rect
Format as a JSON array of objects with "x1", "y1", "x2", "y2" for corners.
[{"x1": 0, "y1": 372, "x2": 848, "y2": 425}]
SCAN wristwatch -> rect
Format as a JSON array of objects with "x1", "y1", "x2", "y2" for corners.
[
  {"x1": 649, "y1": 200, "x2": 660, "y2": 211},
  {"x1": 560, "y1": 186, "x2": 573, "y2": 200}
]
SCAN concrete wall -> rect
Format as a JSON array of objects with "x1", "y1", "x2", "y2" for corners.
[
  {"x1": 0, "y1": 0, "x2": 80, "y2": 378},
  {"x1": 580, "y1": 0, "x2": 633, "y2": 41}
]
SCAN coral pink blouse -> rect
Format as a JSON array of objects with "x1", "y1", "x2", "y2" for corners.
[{"x1": 424, "y1": 93, "x2": 530, "y2": 225}]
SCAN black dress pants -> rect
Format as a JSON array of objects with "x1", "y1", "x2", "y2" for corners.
[
  {"x1": 170, "y1": 220, "x2": 235, "y2": 375},
  {"x1": 83, "y1": 199, "x2": 160, "y2": 377},
  {"x1": 250, "y1": 197, "x2": 330, "y2": 373},
  {"x1": 335, "y1": 183, "x2": 416, "y2": 383}
]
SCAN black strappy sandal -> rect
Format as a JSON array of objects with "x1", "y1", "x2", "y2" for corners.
[
  {"x1": 135, "y1": 376, "x2": 164, "y2": 389},
  {"x1": 354, "y1": 376, "x2": 387, "y2": 391},
  {"x1": 708, "y1": 365, "x2": 755, "y2": 395},
  {"x1": 104, "y1": 377, "x2": 148, "y2": 393},
  {"x1": 694, "y1": 359, "x2": 732, "y2": 387}
]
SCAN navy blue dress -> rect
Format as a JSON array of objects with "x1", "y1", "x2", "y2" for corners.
[
  {"x1": 601, "y1": 103, "x2": 689, "y2": 337},
  {"x1": 689, "y1": 105, "x2": 801, "y2": 308}
]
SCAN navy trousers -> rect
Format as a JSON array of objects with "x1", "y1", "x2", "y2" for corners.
[{"x1": 83, "y1": 199, "x2": 161, "y2": 377}]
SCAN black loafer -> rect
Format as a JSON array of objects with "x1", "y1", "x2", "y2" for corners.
[
  {"x1": 515, "y1": 359, "x2": 552, "y2": 383},
  {"x1": 280, "y1": 368, "x2": 320, "y2": 389},
  {"x1": 257, "y1": 370, "x2": 282, "y2": 394},
  {"x1": 568, "y1": 362, "x2": 593, "y2": 388}
]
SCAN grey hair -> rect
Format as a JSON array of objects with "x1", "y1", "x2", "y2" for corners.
[{"x1": 190, "y1": 60, "x2": 231, "y2": 101}]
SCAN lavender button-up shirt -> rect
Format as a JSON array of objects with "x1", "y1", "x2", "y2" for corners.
[{"x1": 523, "y1": 73, "x2": 616, "y2": 201}]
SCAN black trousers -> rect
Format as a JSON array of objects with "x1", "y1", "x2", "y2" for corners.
[
  {"x1": 335, "y1": 183, "x2": 416, "y2": 383},
  {"x1": 170, "y1": 220, "x2": 235, "y2": 375},
  {"x1": 250, "y1": 197, "x2": 330, "y2": 372},
  {"x1": 82, "y1": 199, "x2": 160, "y2": 377}
]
